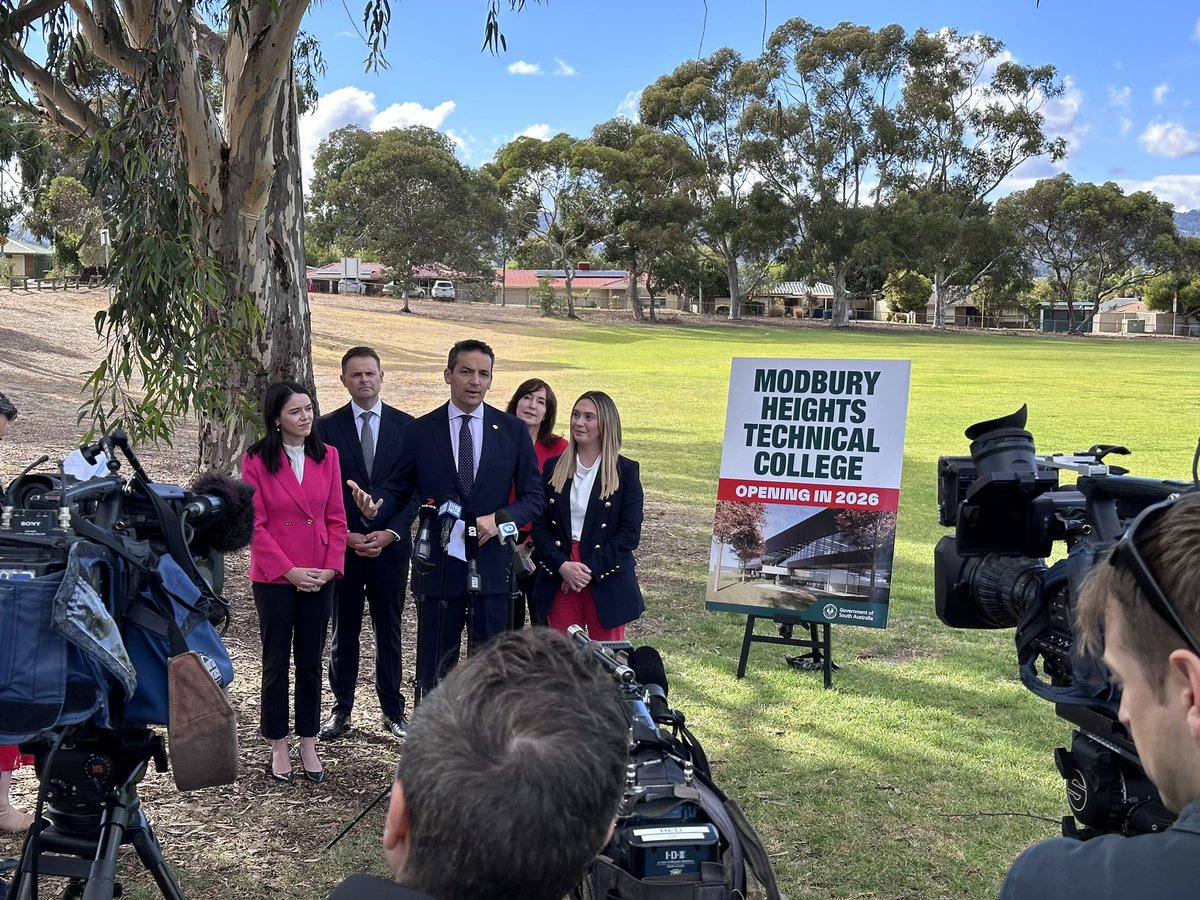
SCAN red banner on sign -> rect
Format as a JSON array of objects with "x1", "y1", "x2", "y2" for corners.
[{"x1": 717, "y1": 478, "x2": 900, "y2": 512}]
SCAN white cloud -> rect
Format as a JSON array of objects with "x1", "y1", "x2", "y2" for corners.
[
  {"x1": 372, "y1": 99, "x2": 456, "y2": 132},
  {"x1": 554, "y1": 58, "x2": 577, "y2": 77},
  {"x1": 1104, "y1": 85, "x2": 1133, "y2": 137},
  {"x1": 615, "y1": 89, "x2": 642, "y2": 121},
  {"x1": 1120, "y1": 174, "x2": 1200, "y2": 211},
  {"x1": 517, "y1": 123, "x2": 553, "y2": 141},
  {"x1": 298, "y1": 86, "x2": 377, "y2": 159},
  {"x1": 507, "y1": 60, "x2": 541, "y2": 75},
  {"x1": 1138, "y1": 119, "x2": 1200, "y2": 158},
  {"x1": 1041, "y1": 76, "x2": 1087, "y2": 154},
  {"x1": 298, "y1": 88, "x2": 461, "y2": 186},
  {"x1": 1154, "y1": 83, "x2": 1171, "y2": 106}
]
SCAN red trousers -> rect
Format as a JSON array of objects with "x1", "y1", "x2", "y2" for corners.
[
  {"x1": 0, "y1": 745, "x2": 32, "y2": 772},
  {"x1": 547, "y1": 541, "x2": 625, "y2": 642}
]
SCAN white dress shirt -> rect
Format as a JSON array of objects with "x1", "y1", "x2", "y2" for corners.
[
  {"x1": 570, "y1": 455, "x2": 600, "y2": 541},
  {"x1": 447, "y1": 401, "x2": 483, "y2": 477},
  {"x1": 353, "y1": 398, "x2": 383, "y2": 445},
  {"x1": 283, "y1": 442, "x2": 306, "y2": 484}
]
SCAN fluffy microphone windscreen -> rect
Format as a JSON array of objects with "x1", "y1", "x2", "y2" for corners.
[
  {"x1": 630, "y1": 646, "x2": 669, "y2": 698},
  {"x1": 191, "y1": 472, "x2": 256, "y2": 552}
]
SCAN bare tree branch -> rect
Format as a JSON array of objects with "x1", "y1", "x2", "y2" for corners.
[
  {"x1": 66, "y1": 0, "x2": 148, "y2": 80},
  {"x1": 3, "y1": 0, "x2": 69, "y2": 37},
  {"x1": 4, "y1": 43, "x2": 107, "y2": 136}
]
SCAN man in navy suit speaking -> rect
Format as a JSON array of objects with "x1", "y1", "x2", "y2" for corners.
[
  {"x1": 351, "y1": 339, "x2": 543, "y2": 696},
  {"x1": 319, "y1": 347, "x2": 415, "y2": 740}
]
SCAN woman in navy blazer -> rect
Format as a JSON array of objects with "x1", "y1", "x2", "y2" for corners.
[
  {"x1": 532, "y1": 390, "x2": 644, "y2": 640},
  {"x1": 242, "y1": 381, "x2": 347, "y2": 784}
]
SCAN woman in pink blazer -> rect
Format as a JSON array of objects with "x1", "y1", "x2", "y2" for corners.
[{"x1": 242, "y1": 381, "x2": 347, "y2": 784}]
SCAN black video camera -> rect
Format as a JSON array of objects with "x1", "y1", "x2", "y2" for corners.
[
  {"x1": 0, "y1": 431, "x2": 254, "y2": 899},
  {"x1": 568, "y1": 627, "x2": 781, "y2": 900},
  {"x1": 935, "y1": 405, "x2": 1195, "y2": 837}
]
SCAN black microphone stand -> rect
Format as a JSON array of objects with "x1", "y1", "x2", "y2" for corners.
[{"x1": 463, "y1": 511, "x2": 481, "y2": 657}]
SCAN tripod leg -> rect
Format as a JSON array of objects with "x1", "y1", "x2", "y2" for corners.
[
  {"x1": 126, "y1": 808, "x2": 186, "y2": 900},
  {"x1": 324, "y1": 784, "x2": 392, "y2": 852},
  {"x1": 80, "y1": 792, "x2": 132, "y2": 900}
]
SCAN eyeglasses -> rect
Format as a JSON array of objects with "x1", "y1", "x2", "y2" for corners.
[{"x1": 1109, "y1": 496, "x2": 1200, "y2": 657}]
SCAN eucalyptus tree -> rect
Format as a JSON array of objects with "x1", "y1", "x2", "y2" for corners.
[
  {"x1": 585, "y1": 117, "x2": 700, "y2": 323},
  {"x1": 640, "y1": 49, "x2": 783, "y2": 320},
  {"x1": 1142, "y1": 237, "x2": 1200, "y2": 320},
  {"x1": 0, "y1": 0, "x2": 528, "y2": 468},
  {"x1": 492, "y1": 133, "x2": 606, "y2": 319},
  {"x1": 890, "y1": 29, "x2": 1066, "y2": 328},
  {"x1": 997, "y1": 174, "x2": 1180, "y2": 329},
  {"x1": 307, "y1": 125, "x2": 502, "y2": 312},
  {"x1": 749, "y1": 19, "x2": 908, "y2": 327}
]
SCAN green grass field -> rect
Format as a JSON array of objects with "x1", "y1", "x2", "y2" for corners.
[{"x1": 322, "y1": 309, "x2": 1200, "y2": 899}]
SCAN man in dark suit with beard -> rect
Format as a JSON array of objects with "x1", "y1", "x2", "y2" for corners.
[{"x1": 319, "y1": 347, "x2": 415, "y2": 740}]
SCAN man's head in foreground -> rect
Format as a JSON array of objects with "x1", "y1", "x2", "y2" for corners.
[
  {"x1": 1076, "y1": 490, "x2": 1200, "y2": 813},
  {"x1": 383, "y1": 627, "x2": 629, "y2": 900}
]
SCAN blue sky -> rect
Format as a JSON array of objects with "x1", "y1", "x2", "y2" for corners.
[{"x1": 299, "y1": 1, "x2": 1200, "y2": 209}]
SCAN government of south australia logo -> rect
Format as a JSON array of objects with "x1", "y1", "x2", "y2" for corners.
[{"x1": 822, "y1": 603, "x2": 839, "y2": 620}]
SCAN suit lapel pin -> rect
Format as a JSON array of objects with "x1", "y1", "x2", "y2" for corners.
[{"x1": 492, "y1": 424, "x2": 499, "y2": 430}]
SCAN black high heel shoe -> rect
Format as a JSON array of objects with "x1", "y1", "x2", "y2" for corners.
[
  {"x1": 301, "y1": 767, "x2": 327, "y2": 784},
  {"x1": 267, "y1": 765, "x2": 294, "y2": 784}
]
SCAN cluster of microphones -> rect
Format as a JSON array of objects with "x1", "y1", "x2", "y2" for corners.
[{"x1": 411, "y1": 495, "x2": 534, "y2": 594}]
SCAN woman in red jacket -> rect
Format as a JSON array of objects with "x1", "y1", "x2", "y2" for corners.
[
  {"x1": 505, "y1": 378, "x2": 568, "y2": 627},
  {"x1": 242, "y1": 381, "x2": 347, "y2": 784}
]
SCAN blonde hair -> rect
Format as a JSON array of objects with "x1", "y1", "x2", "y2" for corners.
[{"x1": 550, "y1": 391, "x2": 623, "y2": 499}]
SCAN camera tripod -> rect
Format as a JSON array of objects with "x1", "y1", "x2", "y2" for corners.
[{"x1": 5, "y1": 729, "x2": 185, "y2": 900}]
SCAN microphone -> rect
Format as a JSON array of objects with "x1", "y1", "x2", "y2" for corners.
[
  {"x1": 631, "y1": 646, "x2": 672, "y2": 724},
  {"x1": 413, "y1": 498, "x2": 437, "y2": 570},
  {"x1": 495, "y1": 509, "x2": 533, "y2": 575},
  {"x1": 464, "y1": 510, "x2": 482, "y2": 594},
  {"x1": 438, "y1": 493, "x2": 462, "y2": 550},
  {"x1": 188, "y1": 472, "x2": 256, "y2": 552}
]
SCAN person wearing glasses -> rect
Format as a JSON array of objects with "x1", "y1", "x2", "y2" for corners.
[{"x1": 1000, "y1": 491, "x2": 1200, "y2": 899}]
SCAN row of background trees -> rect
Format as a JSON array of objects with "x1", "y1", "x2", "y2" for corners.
[
  {"x1": 307, "y1": 20, "x2": 1198, "y2": 333},
  {"x1": 2, "y1": 8, "x2": 1198, "y2": 467}
]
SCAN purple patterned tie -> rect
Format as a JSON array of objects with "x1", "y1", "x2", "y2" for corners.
[{"x1": 457, "y1": 414, "x2": 475, "y2": 497}]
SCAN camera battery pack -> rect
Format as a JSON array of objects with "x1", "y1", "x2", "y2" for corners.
[{"x1": 621, "y1": 823, "x2": 719, "y2": 879}]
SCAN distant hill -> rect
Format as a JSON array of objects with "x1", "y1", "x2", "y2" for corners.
[{"x1": 1177, "y1": 210, "x2": 1200, "y2": 238}]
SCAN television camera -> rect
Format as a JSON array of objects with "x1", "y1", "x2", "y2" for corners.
[
  {"x1": 935, "y1": 405, "x2": 1198, "y2": 838},
  {"x1": 0, "y1": 431, "x2": 253, "y2": 900},
  {"x1": 567, "y1": 626, "x2": 782, "y2": 900}
]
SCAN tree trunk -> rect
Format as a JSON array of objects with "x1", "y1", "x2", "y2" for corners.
[
  {"x1": 830, "y1": 266, "x2": 851, "y2": 328},
  {"x1": 725, "y1": 256, "x2": 741, "y2": 320},
  {"x1": 565, "y1": 266, "x2": 577, "y2": 319},
  {"x1": 932, "y1": 262, "x2": 948, "y2": 329},
  {"x1": 199, "y1": 71, "x2": 312, "y2": 473},
  {"x1": 628, "y1": 269, "x2": 644, "y2": 321},
  {"x1": 499, "y1": 254, "x2": 507, "y2": 306}
]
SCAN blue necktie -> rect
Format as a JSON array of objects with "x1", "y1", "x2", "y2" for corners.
[{"x1": 457, "y1": 414, "x2": 475, "y2": 497}]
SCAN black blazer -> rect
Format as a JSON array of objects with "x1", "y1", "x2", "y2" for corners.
[
  {"x1": 319, "y1": 401, "x2": 416, "y2": 549},
  {"x1": 531, "y1": 454, "x2": 644, "y2": 629},
  {"x1": 371, "y1": 401, "x2": 544, "y2": 598}
]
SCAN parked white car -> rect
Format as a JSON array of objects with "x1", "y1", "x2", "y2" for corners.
[
  {"x1": 431, "y1": 280, "x2": 456, "y2": 301},
  {"x1": 384, "y1": 281, "x2": 426, "y2": 298},
  {"x1": 338, "y1": 277, "x2": 367, "y2": 295}
]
